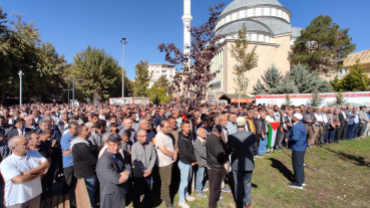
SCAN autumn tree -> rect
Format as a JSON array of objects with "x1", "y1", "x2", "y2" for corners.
[
  {"x1": 290, "y1": 15, "x2": 356, "y2": 73},
  {"x1": 158, "y1": 3, "x2": 225, "y2": 104},
  {"x1": 230, "y1": 24, "x2": 258, "y2": 108}
]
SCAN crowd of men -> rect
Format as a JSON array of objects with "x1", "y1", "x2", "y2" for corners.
[{"x1": 0, "y1": 102, "x2": 369, "y2": 208}]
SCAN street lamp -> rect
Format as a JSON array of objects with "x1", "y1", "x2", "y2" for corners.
[
  {"x1": 18, "y1": 70, "x2": 24, "y2": 105},
  {"x1": 120, "y1": 37, "x2": 127, "y2": 98},
  {"x1": 64, "y1": 78, "x2": 82, "y2": 106},
  {"x1": 63, "y1": 89, "x2": 73, "y2": 104}
]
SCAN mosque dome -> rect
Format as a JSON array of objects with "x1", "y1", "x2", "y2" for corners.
[{"x1": 215, "y1": 0, "x2": 301, "y2": 44}]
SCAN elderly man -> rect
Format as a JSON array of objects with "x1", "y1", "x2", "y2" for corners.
[
  {"x1": 359, "y1": 106, "x2": 369, "y2": 137},
  {"x1": 194, "y1": 128, "x2": 208, "y2": 197},
  {"x1": 119, "y1": 119, "x2": 136, "y2": 143},
  {"x1": 346, "y1": 106, "x2": 356, "y2": 139},
  {"x1": 25, "y1": 115, "x2": 39, "y2": 131},
  {"x1": 131, "y1": 129, "x2": 157, "y2": 208},
  {"x1": 312, "y1": 108, "x2": 324, "y2": 147},
  {"x1": 134, "y1": 119, "x2": 156, "y2": 144},
  {"x1": 226, "y1": 113, "x2": 237, "y2": 135},
  {"x1": 287, "y1": 113, "x2": 307, "y2": 189},
  {"x1": 96, "y1": 134, "x2": 131, "y2": 208},
  {"x1": 302, "y1": 107, "x2": 315, "y2": 148},
  {"x1": 0, "y1": 136, "x2": 50, "y2": 208},
  {"x1": 168, "y1": 116, "x2": 181, "y2": 150},
  {"x1": 226, "y1": 117, "x2": 256, "y2": 208}
]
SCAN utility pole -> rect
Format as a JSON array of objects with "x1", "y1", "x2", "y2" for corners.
[
  {"x1": 63, "y1": 89, "x2": 73, "y2": 104},
  {"x1": 65, "y1": 78, "x2": 82, "y2": 106},
  {"x1": 18, "y1": 71, "x2": 24, "y2": 105},
  {"x1": 120, "y1": 38, "x2": 127, "y2": 97}
]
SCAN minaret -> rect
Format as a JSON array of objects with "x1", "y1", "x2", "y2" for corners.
[{"x1": 182, "y1": 0, "x2": 193, "y2": 67}]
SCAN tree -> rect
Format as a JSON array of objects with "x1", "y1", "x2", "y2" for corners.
[
  {"x1": 153, "y1": 76, "x2": 170, "y2": 89},
  {"x1": 330, "y1": 59, "x2": 370, "y2": 92},
  {"x1": 68, "y1": 46, "x2": 121, "y2": 102},
  {"x1": 330, "y1": 90, "x2": 347, "y2": 106},
  {"x1": 290, "y1": 15, "x2": 356, "y2": 73},
  {"x1": 133, "y1": 60, "x2": 151, "y2": 97},
  {"x1": 310, "y1": 90, "x2": 323, "y2": 107},
  {"x1": 230, "y1": 24, "x2": 258, "y2": 108},
  {"x1": 271, "y1": 77, "x2": 298, "y2": 94},
  {"x1": 147, "y1": 87, "x2": 169, "y2": 104},
  {"x1": 252, "y1": 65, "x2": 283, "y2": 95},
  {"x1": 288, "y1": 63, "x2": 332, "y2": 93},
  {"x1": 158, "y1": 3, "x2": 225, "y2": 104}
]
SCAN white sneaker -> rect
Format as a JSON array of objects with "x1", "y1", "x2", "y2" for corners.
[
  {"x1": 186, "y1": 195, "x2": 196, "y2": 201},
  {"x1": 178, "y1": 201, "x2": 190, "y2": 208}
]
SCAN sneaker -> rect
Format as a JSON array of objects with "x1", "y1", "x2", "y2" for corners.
[
  {"x1": 202, "y1": 186, "x2": 209, "y2": 192},
  {"x1": 256, "y1": 155, "x2": 264, "y2": 158},
  {"x1": 221, "y1": 187, "x2": 231, "y2": 193},
  {"x1": 178, "y1": 201, "x2": 190, "y2": 208},
  {"x1": 217, "y1": 201, "x2": 224, "y2": 206},
  {"x1": 302, "y1": 183, "x2": 306, "y2": 186},
  {"x1": 219, "y1": 193, "x2": 224, "y2": 199},
  {"x1": 197, "y1": 192, "x2": 207, "y2": 198},
  {"x1": 186, "y1": 195, "x2": 195, "y2": 201},
  {"x1": 166, "y1": 204, "x2": 175, "y2": 208},
  {"x1": 288, "y1": 183, "x2": 303, "y2": 189},
  {"x1": 264, "y1": 152, "x2": 270, "y2": 155}
]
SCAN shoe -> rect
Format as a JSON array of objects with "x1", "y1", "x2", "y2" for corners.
[
  {"x1": 307, "y1": 145, "x2": 312, "y2": 148},
  {"x1": 325, "y1": 142, "x2": 329, "y2": 145},
  {"x1": 255, "y1": 155, "x2": 263, "y2": 158},
  {"x1": 264, "y1": 152, "x2": 270, "y2": 155},
  {"x1": 221, "y1": 187, "x2": 231, "y2": 193},
  {"x1": 288, "y1": 183, "x2": 303, "y2": 189},
  {"x1": 202, "y1": 186, "x2": 209, "y2": 192},
  {"x1": 186, "y1": 195, "x2": 195, "y2": 201},
  {"x1": 302, "y1": 183, "x2": 306, "y2": 186},
  {"x1": 217, "y1": 201, "x2": 224, "y2": 206},
  {"x1": 166, "y1": 204, "x2": 175, "y2": 208},
  {"x1": 245, "y1": 203, "x2": 252, "y2": 208},
  {"x1": 219, "y1": 193, "x2": 224, "y2": 199},
  {"x1": 197, "y1": 192, "x2": 207, "y2": 198},
  {"x1": 178, "y1": 201, "x2": 190, "y2": 208}
]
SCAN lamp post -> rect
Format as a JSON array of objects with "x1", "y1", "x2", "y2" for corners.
[
  {"x1": 63, "y1": 89, "x2": 73, "y2": 104},
  {"x1": 120, "y1": 37, "x2": 127, "y2": 98},
  {"x1": 64, "y1": 78, "x2": 82, "y2": 106},
  {"x1": 18, "y1": 70, "x2": 24, "y2": 105}
]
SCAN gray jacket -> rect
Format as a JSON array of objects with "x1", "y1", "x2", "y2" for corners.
[
  {"x1": 226, "y1": 130, "x2": 256, "y2": 172},
  {"x1": 88, "y1": 130, "x2": 105, "y2": 148},
  {"x1": 96, "y1": 150, "x2": 131, "y2": 208},
  {"x1": 131, "y1": 141, "x2": 157, "y2": 177},
  {"x1": 194, "y1": 136, "x2": 207, "y2": 167},
  {"x1": 359, "y1": 111, "x2": 369, "y2": 123}
]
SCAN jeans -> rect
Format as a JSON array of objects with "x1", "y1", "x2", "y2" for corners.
[
  {"x1": 353, "y1": 123, "x2": 360, "y2": 138},
  {"x1": 347, "y1": 124, "x2": 355, "y2": 139},
  {"x1": 85, "y1": 176, "x2": 98, "y2": 208},
  {"x1": 324, "y1": 127, "x2": 330, "y2": 143},
  {"x1": 329, "y1": 128, "x2": 336, "y2": 143},
  {"x1": 196, "y1": 166, "x2": 206, "y2": 193},
  {"x1": 292, "y1": 151, "x2": 305, "y2": 186},
  {"x1": 258, "y1": 137, "x2": 267, "y2": 155},
  {"x1": 232, "y1": 170, "x2": 253, "y2": 207},
  {"x1": 178, "y1": 161, "x2": 192, "y2": 203}
]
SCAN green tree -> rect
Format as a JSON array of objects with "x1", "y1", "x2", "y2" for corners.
[
  {"x1": 288, "y1": 63, "x2": 332, "y2": 93},
  {"x1": 272, "y1": 78, "x2": 298, "y2": 94},
  {"x1": 68, "y1": 46, "x2": 121, "y2": 102},
  {"x1": 252, "y1": 65, "x2": 283, "y2": 95},
  {"x1": 230, "y1": 24, "x2": 258, "y2": 107},
  {"x1": 153, "y1": 76, "x2": 170, "y2": 89},
  {"x1": 330, "y1": 59, "x2": 370, "y2": 91},
  {"x1": 290, "y1": 15, "x2": 356, "y2": 73},
  {"x1": 133, "y1": 60, "x2": 152, "y2": 97},
  {"x1": 310, "y1": 90, "x2": 323, "y2": 107},
  {"x1": 147, "y1": 87, "x2": 169, "y2": 104}
]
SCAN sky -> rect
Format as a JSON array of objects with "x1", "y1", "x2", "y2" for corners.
[{"x1": 2, "y1": 0, "x2": 370, "y2": 79}]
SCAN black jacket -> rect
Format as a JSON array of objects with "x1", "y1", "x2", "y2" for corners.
[
  {"x1": 72, "y1": 142, "x2": 97, "y2": 179},
  {"x1": 206, "y1": 133, "x2": 228, "y2": 170},
  {"x1": 178, "y1": 131, "x2": 196, "y2": 165}
]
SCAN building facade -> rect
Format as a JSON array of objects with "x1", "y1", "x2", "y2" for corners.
[
  {"x1": 148, "y1": 64, "x2": 176, "y2": 88},
  {"x1": 209, "y1": 0, "x2": 303, "y2": 101}
]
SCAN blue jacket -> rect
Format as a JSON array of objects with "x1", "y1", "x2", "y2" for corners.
[
  {"x1": 288, "y1": 121, "x2": 307, "y2": 152},
  {"x1": 347, "y1": 110, "x2": 355, "y2": 125}
]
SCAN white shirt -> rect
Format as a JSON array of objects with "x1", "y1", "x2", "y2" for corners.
[
  {"x1": 155, "y1": 132, "x2": 174, "y2": 167},
  {"x1": 322, "y1": 113, "x2": 328, "y2": 124},
  {"x1": 0, "y1": 150, "x2": 46, "y2": 206},
  {"x1": 18, "y1": 128, "x2": 25, "y2": 136},
  {"x1": 341, "y1": 111, "x2": 347, "y2": 119},
  {"x1": 266, "y1": 115, "x2": 275, "y2": 123},
  {"x1": 314, "y1": 113, "x2": 323, "y2": 125}
]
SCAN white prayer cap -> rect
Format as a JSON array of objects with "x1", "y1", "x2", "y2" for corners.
[{"x1": 293, "y1": 113, "x2": 303, "y2": 121}]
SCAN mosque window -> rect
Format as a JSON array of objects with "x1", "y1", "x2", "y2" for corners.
[
  {"x1": 277, "y1": 10, "x2": 282, "y2": 18},
  {"x1": 264, "y1": 8, "x2": 270, "y2": 16},
  {"x1": 271, "y1": 8, "x2": 277, "y2": 16},
  {"x1": 226, "y1": 15, "x2": 230, "y2": 23},
  {"x1": 255, "y1": 8, "x2": 262, "y2": 16},
  {"x1": 247, "y1": 9, "x2": 253, "y2": 17},
  {"x1": 232, "y1": 13, "x2": 237, "y2": 21},
  {"x1": 239, "y1": 10, "x2": 245, "y2": 18}
]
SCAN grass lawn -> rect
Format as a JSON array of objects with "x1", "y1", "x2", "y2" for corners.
[{"x1": 128, "y1": 137, "x2": 370, "y2": 208}]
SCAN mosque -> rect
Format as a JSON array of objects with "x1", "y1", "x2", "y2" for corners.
[{"x1": 207, "y1": 0, "x2": 303, "y2": 103}]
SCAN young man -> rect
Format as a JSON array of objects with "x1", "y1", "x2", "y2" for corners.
[
  {"x1": 70, "y1": 125, "x2": 97, "y2": 208},
  {"x1": 177, "y1": 121, "x2": 197, "y2": 208},
  {"x1": 155, "y1": 120, "x2": 177, "y2": 208},
  {"x1": 131, "y1": 129, "x2": 157, "y2": 208},
  {"x1": 96, "y1": 134, "x2": 131, "y2": 208},
  {"x1": 194, "y1": 128, "x2": 208, "y2": 197}
]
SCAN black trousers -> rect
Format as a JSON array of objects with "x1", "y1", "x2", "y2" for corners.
[
  {"x1": 335, "y1": 126, "x2": 343, "y2": 143},
  {"x1": 292, "y1": 151, "x2": 305, "y2": 186},
  {"x1": 63, "y1": 166, "x2": 77, "y2": 207},
  {"x1": 133, "y1": 176, "x2": 152, "y2": 208},
  {"x1": 208, "y1": 168, "x2": 223, "y2": 208},
  {"x1": 341, "y1": 123, "x2": 348, "y2": 140},
  {"x1": 232, "y1": 170, "x2": 253, "y2": 207},
  {"x1": 253, "y1": 134, "x2": 261, "y2": 156}
]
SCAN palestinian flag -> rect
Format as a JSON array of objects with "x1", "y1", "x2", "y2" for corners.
[{"x1": 268, "y1": 122, "x2": 281, "y2": 148}]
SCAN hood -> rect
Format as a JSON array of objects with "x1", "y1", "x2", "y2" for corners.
[{"x1": 70, "y1": 137, "x2": 90, "y2": 149}]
